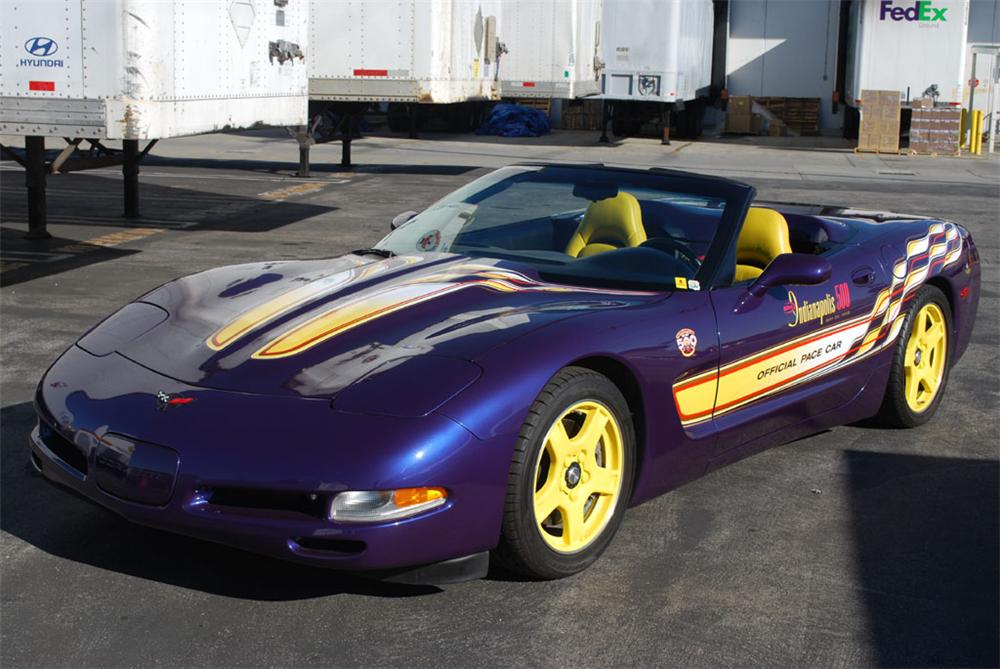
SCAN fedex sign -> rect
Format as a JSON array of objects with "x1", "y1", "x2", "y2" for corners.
[{"x1": 879, "y1": 0, "x2": 949, "y2": 21}]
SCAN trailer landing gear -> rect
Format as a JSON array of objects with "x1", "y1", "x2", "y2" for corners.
[
  {"x1": 294, "y1": 102, "x2": 364, "y2": 177},
  {"x1": 1, "y1": 136, "x2": 157, "y2": 239},
  {"x1": 24, "y1": 136, "x2": 48, "y2": 239},
  {"x1": 123, "y1": 139, "x2": 140, "y2": 219},
  {"x1": 599, "y1": 100, "x2": 611, "y2": 144}
]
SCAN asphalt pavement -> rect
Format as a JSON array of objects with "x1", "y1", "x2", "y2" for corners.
[{"x1": 1, "y1": 129, "x2": 998, "y2": 668}]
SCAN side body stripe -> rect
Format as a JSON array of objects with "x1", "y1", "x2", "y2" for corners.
[{"x1": 673, "y1": 222, "x2": 963, "y2": 427}]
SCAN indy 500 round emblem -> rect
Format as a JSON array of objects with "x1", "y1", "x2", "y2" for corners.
[{"x1": 675, "y1": 328, "x2": 698, "y2": 358}]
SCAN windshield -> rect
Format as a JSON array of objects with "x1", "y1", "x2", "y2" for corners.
[{"x1": 377, "y1": 165, "x2": 746, "y2": 291}]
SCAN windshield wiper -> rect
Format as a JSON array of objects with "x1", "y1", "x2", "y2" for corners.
[{"x1": 352, "y1": 248, "x2": 396, "y2": 259}]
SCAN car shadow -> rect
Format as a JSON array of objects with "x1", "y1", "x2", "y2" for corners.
[
  {"x1": 845, "y1": 449, "x2": 999, "y2": 667},
  {"x1": 0, "y1": 401, "x2": 440, "y2": 600}
]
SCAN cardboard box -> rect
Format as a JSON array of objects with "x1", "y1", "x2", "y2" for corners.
[
  {"x1": 878, "y1": 134, "x2": 899, "y2": 152},
  {"x1": 858, "y1": 89, "x2": 900, "y2": 151},
  {"x1": 726, "y1": 114, "x2": 752, "y2": 134},
  {"x1": 728, "y1": 96, "x2": 752, "y2": 114},
  {"x1": 910, "y1": 106, "x2": 961, "y2": 153}
]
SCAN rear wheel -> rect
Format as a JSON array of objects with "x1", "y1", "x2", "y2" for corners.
[
  {"x1": 494, "y1": 367, "x2": 635, "y2": 579},
  {"x1": 876, "y1": 285, "x2": 952, "y2": 427}
]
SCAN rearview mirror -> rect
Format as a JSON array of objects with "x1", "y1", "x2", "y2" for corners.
[
  {"x1": 391, "y1": 211, "x2": 418, "y2": 230},
  {"x1": 748, "y1": 253, "x2": 832, "y2": 298}
]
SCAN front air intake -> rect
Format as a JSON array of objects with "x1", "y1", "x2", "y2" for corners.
[
  {"x1": 290, "y1": 537, "x2": 366, "y2": 555},
  {"x1": 204, "y1": 487, "x2": 329, "y2": 519},
  {"x1": 38, "y1": 420, "x2": 89, "y2": 475}
]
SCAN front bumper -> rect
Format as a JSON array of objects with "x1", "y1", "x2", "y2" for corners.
[{"x1": 31, "y1": 345, "x2": 511, "y2": 581}]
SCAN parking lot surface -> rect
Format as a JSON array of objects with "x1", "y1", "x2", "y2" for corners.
[{"x1": 2, "y1": 130, "x2": 997, "y2": 667}]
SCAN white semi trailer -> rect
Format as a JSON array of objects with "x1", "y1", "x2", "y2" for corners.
[
  {"x1": 0, "y1": 0, "x2": 309, "y2": 237},
  {"x1": 598, "y1": 0, "x2": 714, "y2": 139},
  {"x1": 304, "y1": 0, "x2": 503, "y2": 150},
  {"x1": 295, "y1": 0, "x2": 504, "y2": 172},
  {"x1": 844, "y1": 0, "x2": 971, "y2": 131},
  {"x1": 308, "y1": 0, "x2": 504, "y2": 106},
  {"x1": 499, "y1": 0, "x2": 603, "y2": 99}
]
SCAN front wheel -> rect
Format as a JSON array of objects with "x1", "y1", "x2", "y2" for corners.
[
  {"x1": 494, "y1": 367, "x2": 636, "y2": 579},
  {"x1": 876, "y1": 285, "x2": 953, "y2": 427}
]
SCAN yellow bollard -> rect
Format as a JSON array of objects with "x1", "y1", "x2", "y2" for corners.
[
  {"x1": 968, "y1": 110, "x2": 977, "y2": 155},
  {"x1": 961, "y1": 108, "x2": 968, "y2": 148},
  {"x1": 971, "y1": 110, "x2": 983, "y2": 155},
  {"x1": 976, "y1": 111, "x2": 985, "y2": 155}
]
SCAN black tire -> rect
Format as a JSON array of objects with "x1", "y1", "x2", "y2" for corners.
[
  {"x1": 875, "y1": 284, "x2": 953, "y2": 428},
  {"x1": 493, "y1": 366, "x2": 636, "y2": 579}
]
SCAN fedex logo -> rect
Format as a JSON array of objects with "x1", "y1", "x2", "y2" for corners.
[{"x1": 880, "y1": 0, "x2": 948, "y2": 21}]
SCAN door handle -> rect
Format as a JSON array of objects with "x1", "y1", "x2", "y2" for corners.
[{"x1": 851, "y1": 267, "x2": 875, "y2": 285}]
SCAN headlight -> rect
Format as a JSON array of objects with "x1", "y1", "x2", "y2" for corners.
[
  {"x1": 330, "y1": 487, "x2": 447, "y2": 522},
  {"x1": 77, "y1": 302, "x2": 168, "y2": 357}
]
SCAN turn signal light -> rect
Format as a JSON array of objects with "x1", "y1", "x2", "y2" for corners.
[
  {"x1": 393, "y1": 487, "x2": 446, "y2": 507},
  {"x1": 330, "y1": 487, "x2": 448, "y2": 523}
]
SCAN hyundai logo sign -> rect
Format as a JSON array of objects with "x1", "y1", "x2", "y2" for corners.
[{"x1": 24, "y1": 37, "x2": 58, "y2": 57}]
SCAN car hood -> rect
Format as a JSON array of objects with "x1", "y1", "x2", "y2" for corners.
[{"x1": 101, "y1": 253, "x2": 662, "y2": 398}]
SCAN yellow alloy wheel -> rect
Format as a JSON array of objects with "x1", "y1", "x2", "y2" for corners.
[
  {"x1": 532, "y1": 400, "x2": 624, "y2": 554},
  {"x1": 903, "y1": 302, "x2": 947, "y2": 413}
]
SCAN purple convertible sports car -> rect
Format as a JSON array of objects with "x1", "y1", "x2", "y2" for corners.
[{"x1": 31, "y1": 165, "x2": 980, "y2": 583}]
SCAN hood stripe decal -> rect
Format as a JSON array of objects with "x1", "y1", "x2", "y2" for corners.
[
  {"x1": 207, "y1": 256, "x2": 421, "y2": 352},
  {"x1": 250, "y1": 264, "x2": 657, "y2": 360}
]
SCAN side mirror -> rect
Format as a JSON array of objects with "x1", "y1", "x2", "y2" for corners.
[
  {"x1": 749, "y1": 253, "x2": 833, "y2": 297},
  {"x1": 391, "y1": 211, "x2": 418, "y2": 230},
  {"x1": 748, "y1": 253, "x2": 832, "y2": 297},
  {"x1": 734, "y1": 253, "x2": 832, "y2": 314}
]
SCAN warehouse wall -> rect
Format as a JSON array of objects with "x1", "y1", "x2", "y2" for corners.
[
  {"x1": 968, "y1": 0, "x2": 1000, "y2": 44},
  {"x1": 726, "y1": 0, "x2": 842, "y2": 131},
  {"x1": 964, "y1": 0, "x2": 999, "y2": 120}
]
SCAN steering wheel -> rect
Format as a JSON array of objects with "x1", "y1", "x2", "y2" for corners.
[{"x1": 639, "y1": 236, "x2": 702, "y2": 273}]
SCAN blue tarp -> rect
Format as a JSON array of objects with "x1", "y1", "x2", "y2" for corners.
[{"x1": 476, "y1": 103, "x2": 550, "y2": 138}]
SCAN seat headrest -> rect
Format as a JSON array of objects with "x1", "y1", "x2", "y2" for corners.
[
  {"x1": 736, "y1": 207, "x2": 792, "y2": 268},
  {"x1": 566, "y1": 192, "x2": 646, "y2": 258}
]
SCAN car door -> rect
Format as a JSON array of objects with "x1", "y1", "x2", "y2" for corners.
[{"x1": 708, "y1": 241, "x2": 888, "y2": 454}]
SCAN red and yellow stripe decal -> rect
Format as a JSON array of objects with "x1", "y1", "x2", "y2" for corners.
[
  {"x1": 252, "y1": 265, "x2": 653, "y2": 359},
  {"x1": 207, "y1": 261, "x2": 656, "y2": 359},
  {"x1": 207, "y1": 256, "x2": 420, "y2": 351},
  {"x1": 674, "y1": 222, "x2": 962, "y2": 427}
]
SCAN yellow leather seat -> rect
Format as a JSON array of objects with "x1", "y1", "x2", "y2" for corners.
[
  {"x1": 565, "y1": 192, "x2": 647, "y2": 258},
  {"x1": 734, "y1": 207, "x2": 792, "y2": 282}
]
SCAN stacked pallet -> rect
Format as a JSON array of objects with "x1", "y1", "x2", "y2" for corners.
[
  {"x1": 561, "y1": 99, "x2": 603, "y2": 131},
  {"x1": 909, "y1": 99, "x2": 961, "y2": 155},
  {"x1": 857, "y1": 90, "x2": 901, "y2": 153},
  {"x1": 754, "y1": 97, "x2": 821, "y2": 135},
  {"x1": 509, "y1": 97, "x2": 553, "y2": 114}
]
